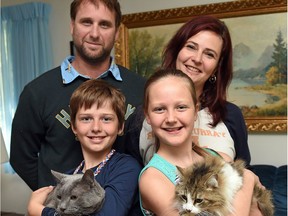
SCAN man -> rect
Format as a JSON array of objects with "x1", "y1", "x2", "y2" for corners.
[{"x1": 10, "y1": 0, "x2": 146, "y2": 191}]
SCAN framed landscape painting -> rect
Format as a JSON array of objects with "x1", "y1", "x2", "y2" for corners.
[{"x1": 115, "y1": 0, "x2": 287, "y2": 133}]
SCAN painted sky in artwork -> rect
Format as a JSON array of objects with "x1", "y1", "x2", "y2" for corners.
[
  {"x1": 223, "y1": 13, "x2": 287, "y2": 58},
  {"x1": 131, "y1": 12, "x2": 286, "y2": 58}
]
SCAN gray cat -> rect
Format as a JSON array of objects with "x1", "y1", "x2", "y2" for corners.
[
  {"x1": 174, "y1": 156, "x2": 274, "y2": 216},
  {"x1": 44, "y1": 169, "x2": 105, "y2": 216}
]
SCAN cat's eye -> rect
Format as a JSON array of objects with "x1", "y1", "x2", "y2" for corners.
[
  {"x1": 180, "y1": 195, "x2": 187, "y2": 202},
  {"x1": 70, "y1": 195, "x2": 77, "y2": 200},
  {"x1": 195, "y1": 198, "x2": 203, "y2": 204},
  {"x1": 57, "y1": 195, "x2": 61, "y2": 200}
]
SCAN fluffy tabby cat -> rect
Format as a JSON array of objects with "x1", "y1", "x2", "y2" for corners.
[
  {"x1": 174, "y1": 156, "x2": 274, "y2": 216},
  {"x1": 44, "y1": 169, "x2": 105, "y2": 216}
]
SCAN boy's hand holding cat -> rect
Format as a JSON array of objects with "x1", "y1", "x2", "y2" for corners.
[{"x1": 27, "y1": 186, "x2": 54, "y2": 216}]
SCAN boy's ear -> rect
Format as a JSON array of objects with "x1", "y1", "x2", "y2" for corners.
[
  {"x1": 118, "y1": 123, "x2": 124, "y2": 136},
  {"x1": 71, "y1": 123, "x2": 77, "y2": 134}
]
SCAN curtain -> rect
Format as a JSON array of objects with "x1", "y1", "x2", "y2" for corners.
[{"x1": 0, "y1": 2, "x2": 53, "y2": 170}]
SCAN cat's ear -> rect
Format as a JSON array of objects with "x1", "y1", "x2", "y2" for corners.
[
  {"x1": 176, "y1": 166, "x2": 185, "y2": 177},
  {"x1": 176, "y1": 166, "x2": 186, "y2": 185},
  {"x1": 205, "y1": 174, "x2": 219, "y2": 189},
  {"x1": 51, "y1": 170, "x2": 67, "y2": 183},
  {"x1": 82, "y1": 169, "x2": 95, "y2": 186}
]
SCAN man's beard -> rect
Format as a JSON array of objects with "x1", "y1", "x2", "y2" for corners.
[{"x1": 75, "y1": 43, "x2": 111, "y2": 64}]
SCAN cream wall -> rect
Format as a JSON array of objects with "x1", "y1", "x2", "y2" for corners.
[{"x1": 1, "y1": 0, "x2": 287, "y2": 214}]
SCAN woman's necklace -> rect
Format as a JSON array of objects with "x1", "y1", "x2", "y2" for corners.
[{"x1": 73, "y1": 149, "x2": 116, "y2": 176}]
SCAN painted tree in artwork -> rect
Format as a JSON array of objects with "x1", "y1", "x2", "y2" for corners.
[
  {"x1": 266, "y1": 66, "x2": 280, "y2": 86},
  {"x1": 129, "y1": 30, "x2": 165, "y2": 77},
  {"x1": 268, "y1": 30, "x2": 287, "y2": 84}
]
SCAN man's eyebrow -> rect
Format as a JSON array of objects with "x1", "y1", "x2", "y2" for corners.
[{"x1": 78, "y1": 17, "x2": 92, "y2": 22}]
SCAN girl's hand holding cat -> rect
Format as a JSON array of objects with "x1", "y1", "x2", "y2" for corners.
[
  {"x1": 230, "y1": 169, "x2": 264, "y2": 216},
  {"x1": 244, "y1": 168, "x2": 265, "y2": 189},
  {"x1": 27, "y1": 186, "x2": 54, "y2": 216}
]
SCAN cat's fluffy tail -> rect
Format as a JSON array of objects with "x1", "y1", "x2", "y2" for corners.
[{"x1": 253, "y1": 186, "x2": 274, "y2": 216}]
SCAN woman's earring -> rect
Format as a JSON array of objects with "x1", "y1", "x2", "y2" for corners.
[
  {"x1": 209, "y1": 74, "x2": 217, "y2": 84},
  {"x1": 75, "y1": 134, "x2": 79, "y2": 141}
]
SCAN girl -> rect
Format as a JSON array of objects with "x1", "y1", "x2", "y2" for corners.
[{"x1": 139, "y1": 69, "x2": 263, "y2": 216}]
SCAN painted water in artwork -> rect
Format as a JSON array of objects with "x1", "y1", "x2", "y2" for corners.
[
  {"x1": 128, "y1": 13, "x2": 287, "y2": 117},
  {"x1": 225, "y1": 13, "x2": 287, "y2": 117}
]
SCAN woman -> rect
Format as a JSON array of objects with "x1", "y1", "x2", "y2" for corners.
[{"x1": 140, "y1": 15, "x2": 250, "y2": 164}]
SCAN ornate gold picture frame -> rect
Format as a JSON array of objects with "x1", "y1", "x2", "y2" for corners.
[{"x1": 115, "y1": 0, "x2": 287, "y2": 133}]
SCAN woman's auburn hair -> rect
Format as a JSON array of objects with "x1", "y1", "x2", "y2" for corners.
[{"x1": 162, "y1": 15, "x2": 233, "y2": 126}]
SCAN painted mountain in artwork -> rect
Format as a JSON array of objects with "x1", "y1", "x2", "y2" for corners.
[{"x1": 233, "y1": 42, "x2": 273, "y2": 80}]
